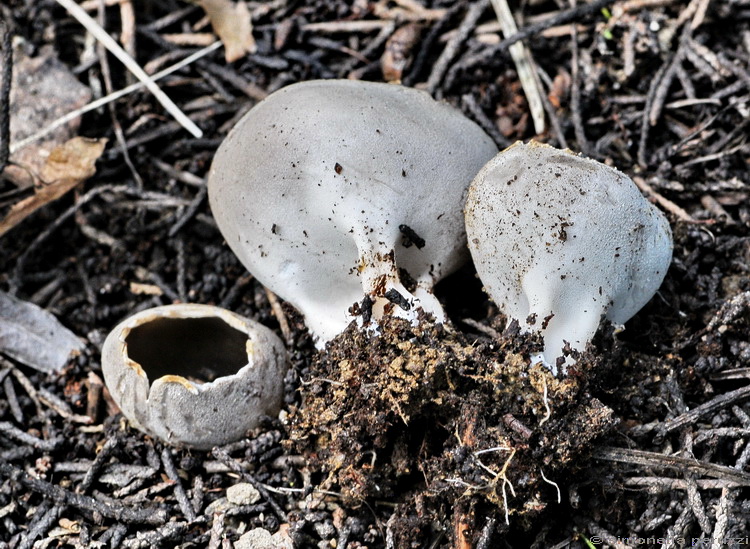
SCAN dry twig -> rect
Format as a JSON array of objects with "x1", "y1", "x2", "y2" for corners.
[
  {"x1": 54, "y1": 0, "x2": 202, "y2": 137},
  {"x1": 595, "y1": 446, "x2": 750, "y2": 486},
  {"x1": 10, "y1": 42, "x2": 221, "y2": 155},
  {"x1": 426, "y1": 0, "x2": 489, "y2": 95},
  {"x1": 632, "y1": 176, "x2": 696, "y2": 222},
  {"x1": 658, "y1": 385, "x2": 750, "y2": 437},
  {"x1": 0, "y1": 18, "x2": 11, "y2": 173},
  {"x1": 490, "y1": 0, "x2": 545, "y2": 134}
]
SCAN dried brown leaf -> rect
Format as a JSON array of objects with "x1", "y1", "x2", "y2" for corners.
[
  {"x1": 197, "y1": 0, "x2": 257, "y2": 63},
  {"x1": 7, "y1": 46, "x2": 92, "y2": 189},
  {"x1": 381, "y1": 23, "x2": 422, "y2": 83},
  {"x1": 40, "y1": 136, "x2": 108, "y2": 182},
  {"x1": 0, "y1": 137, "x2": 107, "y2": 238},
  {"x1": 547, "y1": 70, "x2": 571, "y2": 109}
]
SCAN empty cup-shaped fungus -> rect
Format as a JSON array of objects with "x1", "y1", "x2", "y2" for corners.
[
  {"x1": 208, "y1": 79, "x2": 498, "y2": 345},
  {"x1": 465, "y1": 141, "x2": 673, "y2": 372},
  {"x1": 101, "y1": 304, "x2": 288, "y2": 449}
]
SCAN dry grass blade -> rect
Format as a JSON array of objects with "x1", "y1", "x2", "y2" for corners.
[
  {"x1": 54, "y1": 0, "x2": 203, "y2": 138},
  {"x1": 9, "y1": 42, "x2": 221, "y2": 155},
  {"x1": 301, "y1": 20, "x2": 392, "y2": 33},
  {"x1": 490, "y1": 0, "x2": 545, "y2": 134}
]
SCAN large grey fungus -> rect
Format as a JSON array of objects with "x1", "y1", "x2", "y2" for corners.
[
  {"x1": 465, "y1": 141, "x2": 673, "y2": 373},
  {"x1": 208, "y1": 79, "x2": 498, "y2": 346},
  {"x1": 101, "y1": 304, "x2": 288, "y2": 449}
]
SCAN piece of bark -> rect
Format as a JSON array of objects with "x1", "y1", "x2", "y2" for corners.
[
  {"x1": 6, "y1": 45, "x2": 92, "y2": 188},
  {"x1": 0, "y1": 290, "x2": 84, "y2": 373}
]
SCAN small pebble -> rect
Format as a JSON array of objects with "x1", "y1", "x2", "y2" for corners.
[
  {"x1": 235, "y1": 528, "x2": 292, "y2": 549},
  {"x1": 227, "y1": 482, "x2": 261, "y2": 505},
  {"x1": 235, "y1": 528, "x2": 274, "y2": 549},
  {"x1": 314, "y1": 520, "x2": 336, "y2": 539},
  {"x1": 205, "y1": 497, "x2": 231, "y2": 515}
]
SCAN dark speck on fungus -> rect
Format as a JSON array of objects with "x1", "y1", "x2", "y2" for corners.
[{"x1": 399, "y1": 224, "x2": 426, "y2": 249}]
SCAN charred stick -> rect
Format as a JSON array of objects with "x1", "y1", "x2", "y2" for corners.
[
  {"x1": 80, "y1": 435, "x2": 120, "y2": 494},
  {"x1": 161, "y1": 447, "x2": 198, "y2": 522},
  {"x1": 0, "y1": 18, "x2": 11, "y2": 173},
  {"x1": 169, "y1": 185, "x2": 207, "y2": 237},
  {"x1": 120, "y1": 521, "x2": 189, "y2": 548},
  {"x1": 3, "y1": 376, "x2": 23, "y2": 424},
  {"x1": 0, "y1": 461, "x2": 168, "y2": 524},
  {"x1": 219, "y1": 274, "x2": 253, "y2": 309},
  {"x1": 0, "y1": 421, "x2": 59, "y2": 451},
  {"x1": 18, "y1": 503, "x2": 62, "y2": 549}
]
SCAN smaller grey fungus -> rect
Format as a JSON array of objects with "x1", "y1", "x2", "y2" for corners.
[
  {"x1": 208, "y1": 79, "x2": 498, "y2": 346},
  {"x1": 465, "y1": 141, "x2": 673, "y2": 373},
  {"x1": 101, "y1": 304, "x2": 288, "y2": 449}
]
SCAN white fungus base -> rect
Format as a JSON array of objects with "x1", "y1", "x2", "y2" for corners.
[
  {"x1": 208, "y1": 80, "x2": 498, "y2": 346},
  {"x1": 466, "y1": 141, "x2": 673, "y2": 373}
]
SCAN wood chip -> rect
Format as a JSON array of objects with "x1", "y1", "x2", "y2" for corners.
[{"x1": 197, "y1": 0, "x2": 257, "y2": 62}]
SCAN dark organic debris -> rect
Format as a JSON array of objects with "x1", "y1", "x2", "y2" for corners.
[
  {"x1": 399, "y1": 223, "x2": 426, "y2": 249},
  {"x1": 289, "y1": 316, "x2": 617, "y2": 544},
  {"x1": 0, "y1": 0, "x2": 749, "y2": 547},
  {"x1": 383, "y1": 287, "x2": 411, "y2": 310}
]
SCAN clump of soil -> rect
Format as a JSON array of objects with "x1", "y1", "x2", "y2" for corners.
[{"x1": 289, "y1": 315, "x2": 619, "y2": 546}]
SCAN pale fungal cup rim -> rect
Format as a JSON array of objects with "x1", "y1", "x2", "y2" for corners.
[{"x1": 116, "y1": 304, "x2": 260, "y2": 393}]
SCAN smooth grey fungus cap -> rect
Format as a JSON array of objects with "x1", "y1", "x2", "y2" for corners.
[
  {"x1": 208, "y1": 79, "x2": 498, "y2": 345},
  {"x1": 101, "y1": 304, "x2": 288, "y2": 449},
  {"x1": 465, "y1": 141, "x2": 673, "y2": 372}
]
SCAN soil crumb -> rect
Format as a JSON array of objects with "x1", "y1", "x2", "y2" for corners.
[{"x1": 289, "y1": 315, "x2": 619, "y2": 546}]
